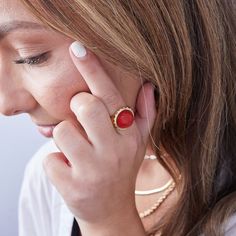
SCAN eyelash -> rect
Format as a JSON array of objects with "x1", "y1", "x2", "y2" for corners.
[{"x1": 14, "y1": 52, "x2": 49, "y2": 66}]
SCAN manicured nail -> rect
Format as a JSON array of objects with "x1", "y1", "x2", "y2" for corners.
[{"x1": 70, "y1": 41, "x2": 87, "y2": 58}]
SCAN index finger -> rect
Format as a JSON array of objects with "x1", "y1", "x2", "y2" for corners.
[{"x1": 69, "y1": 41, "x2": 126, "y2": 115}]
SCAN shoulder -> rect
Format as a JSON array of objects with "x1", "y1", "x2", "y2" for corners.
[
  {"x1": 20, "y1": 139, "x2": 61, "y2": 203},
  {"x1": 19, "y1": 140, "x2": 75, "y2": 236}
]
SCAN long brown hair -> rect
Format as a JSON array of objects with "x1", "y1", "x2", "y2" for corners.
[{"x1": 20, "y1": 0, "x2": 236, "y2": 235}]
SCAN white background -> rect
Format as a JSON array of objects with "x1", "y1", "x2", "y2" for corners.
[{"x1": 0, "y1": 114, "x2": 47, "y2": 236}]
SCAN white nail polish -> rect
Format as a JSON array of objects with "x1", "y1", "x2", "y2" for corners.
[{"x1": 70, "y1": 41, "x2": 87, "y2": 58}]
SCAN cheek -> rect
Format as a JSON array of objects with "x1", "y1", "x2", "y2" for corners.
[{"x1": 27, "y1": 64, "x2": 89, "y2": 119}]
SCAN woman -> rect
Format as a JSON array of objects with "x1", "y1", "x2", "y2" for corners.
[{"x1": 1, "y1": 0, "x2": 235, "y2": 235}]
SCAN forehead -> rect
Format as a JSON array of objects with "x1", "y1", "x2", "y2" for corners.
[
  {"x1": 0, "y1": 0, "x2": 75, "y2": 48},
  {"x1": 0, "y1": 0, "x2": 56, "y2": 41},
  {"x1": 0, "y1": 0, "x2": 40, "y2": 23},
  {"x1": 0, "y1": 21, "x2": 50, "y2": 41}
]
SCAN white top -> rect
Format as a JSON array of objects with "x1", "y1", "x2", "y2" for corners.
[
  {"x1": 18, "y1": 140, "x2": 236, "y2": 236},
  {"x1": 18, "y1": 140, "x2": 75, "y2": 236}
]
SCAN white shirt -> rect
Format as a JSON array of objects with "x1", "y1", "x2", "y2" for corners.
[
  {"x1": 18, "y1": 140, "x2": 75, "y2": 236},
  {"x1": 18, "y1": 140, "x2": 236, "y2": 236}
]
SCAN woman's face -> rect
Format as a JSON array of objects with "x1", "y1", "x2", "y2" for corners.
[{"x1": 0, "y1": 0, "x2": 142, "y2": 137}]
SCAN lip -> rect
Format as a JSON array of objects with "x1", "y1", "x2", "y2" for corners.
[{"x1": 36, "y1": 124, "x2": 58, "y2": 138}]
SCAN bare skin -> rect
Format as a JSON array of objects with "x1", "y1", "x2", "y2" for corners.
[{"x1": 0, "y1": 0, "x2": 178, "y2": 234}]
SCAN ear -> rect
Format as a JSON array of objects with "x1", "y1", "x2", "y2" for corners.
[{"x1": 135, "y1": 82, "x2": 157, "y2": 144}]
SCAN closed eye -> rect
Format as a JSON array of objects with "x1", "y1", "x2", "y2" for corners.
[{"x1": 13, "y1": 52, "x2": 50, "y2": 66}]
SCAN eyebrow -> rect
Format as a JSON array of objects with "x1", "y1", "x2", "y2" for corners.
[{"x1": 0, "y1": 20, "x2": 49, "y2": 40}]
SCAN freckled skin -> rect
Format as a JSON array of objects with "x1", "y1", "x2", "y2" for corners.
[{"x1": 0, "y1": 0, "x2": 142, "y2": 127}]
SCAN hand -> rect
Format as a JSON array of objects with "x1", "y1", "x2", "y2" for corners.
[{"x1": 43, "y1": 42, "x2": 157, "y2": 227}]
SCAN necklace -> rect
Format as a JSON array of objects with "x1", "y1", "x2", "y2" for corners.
[
  {"x1": 138, "y1": 175, "x2": 181, "y2": 218},
  {"x1": 144, "y1": 152, "x2": 168, "y2": 160},
  {"x1": 135, "y1": 178, "x2": 173, "y2": 195},
  {"x1": 139, "y1": 180, "x2": 176, "y2": 218},
  {"x1": 137, "y1": 153, "x2": 180, "y2": 218},
  {"x1": 135, "y1": 154, "x2": 171, "y2": 195},
  {"x1": 144, "y1": 154, "x2": 158, "y2": 160}
]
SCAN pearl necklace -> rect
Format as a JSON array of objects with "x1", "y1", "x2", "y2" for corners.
[{"x1": 135, "y1": 153, "x2": 171, "y2": 196}]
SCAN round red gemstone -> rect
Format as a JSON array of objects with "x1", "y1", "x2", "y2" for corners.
[{"x1": 116, "y1": 110, "x2": 134, "y2": 128}]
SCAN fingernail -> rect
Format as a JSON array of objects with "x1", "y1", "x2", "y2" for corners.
[{"x1": 70, "y1": 41, "x2": 87, "y2": 58}]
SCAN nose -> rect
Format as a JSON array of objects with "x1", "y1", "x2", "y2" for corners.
[
  {"x1": 0, "y1": 72, "x2": 37, "y2": 116},
  {"x1": 0, "y1": 53, "x2": 37, "y2": 116},
  {"x1": 0, "y1": 88, "x2": 37, "y2": 116}
]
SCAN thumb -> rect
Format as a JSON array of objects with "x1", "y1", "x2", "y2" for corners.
[{"x1": 135, "y1": 82, "x2": 157, "y2": 144}]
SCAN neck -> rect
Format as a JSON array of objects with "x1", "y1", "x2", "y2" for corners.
[
  {"x1": 135, "y1": 152, "x2": 172, "y2": 195},
  {"x1": 134, "y1": 142, "x2": 179, "y2": 231}
]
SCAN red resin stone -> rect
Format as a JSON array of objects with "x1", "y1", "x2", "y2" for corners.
[{"x1": 116, "y1": 110, "x2": 134, "y2": 128}]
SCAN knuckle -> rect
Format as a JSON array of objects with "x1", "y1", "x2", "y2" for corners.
[
  {"x1": 102, "y1": 91, "x2": 122, "y2": 109},
  {"x1": 70, "y1": 92, "x2": 89, "y2": 111},
  {"x1": 42, "y1": 153, "x2": 62, "y2": 173},
  {"x1": 53, "y1": 120, "x2": 73, "y2": 139},
  {"x1": 42, "y1": 154, "x2": 54, "y2": 171},
  {"x1": 77, "y1": 98, "x2": 101, "y2": 120}
]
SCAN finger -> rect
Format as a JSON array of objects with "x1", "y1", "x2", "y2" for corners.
[
  {"x1": 69, "y1": 41, "x2": 125, "y2": 116},
  {"x1": 53, "y1": 120, "x2": 93, "y2": 167},
  {"x1": 135, "y1": 82, "x2": 157, "y2": 144},
  {"x1": 69, "y1": 42, "x2": 138, "y2": 136},
  {"x1": 70, "y1": 92, "x2": 118, "y2": 147},
  {"x1": 43, "y1": 152, "x2": 72, "y2": 197}
]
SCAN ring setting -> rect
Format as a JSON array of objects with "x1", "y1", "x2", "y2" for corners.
[{"x1": 111, "y1": 106, "x2": 134, "y2": 130}]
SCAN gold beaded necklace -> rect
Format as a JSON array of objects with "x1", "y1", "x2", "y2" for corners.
[
  {"x1": 136, "y1": 153, "x2": 181, "y2": 219},
  {"x1": 138, "y1": 179, "x2": 176, "y2": 218}
]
